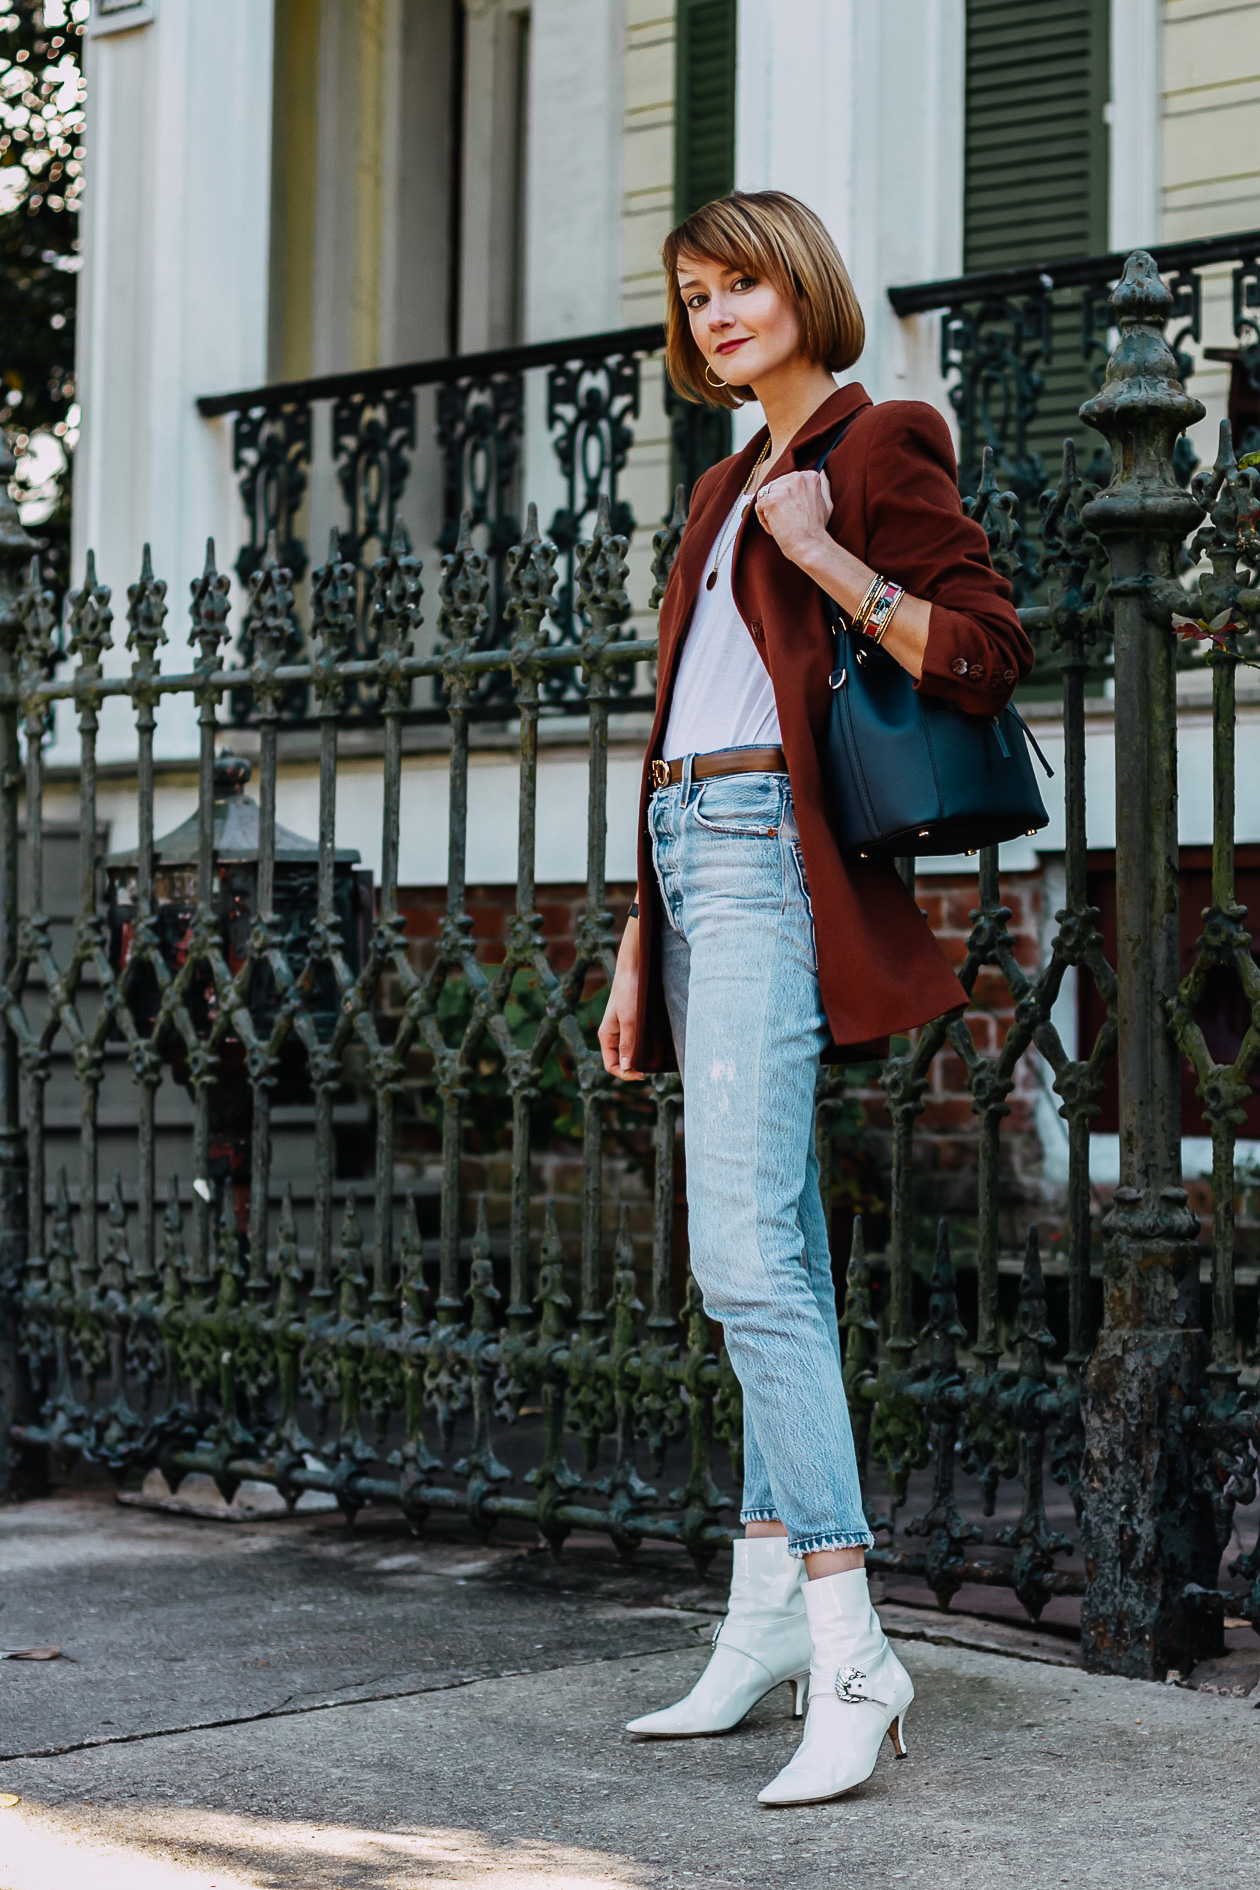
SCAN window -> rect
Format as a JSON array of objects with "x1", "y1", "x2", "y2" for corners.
[
  {"x1": 964, "y1": 0, "x2": 1111, "y2": 476},
  {"x1": 674, "y1": 0, "x2": 736, "y2": 223}
]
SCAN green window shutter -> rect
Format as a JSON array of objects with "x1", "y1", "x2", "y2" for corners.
[
  {"x1": 964, "y1": 0, "x2": 1111, "y2": 480},
  {"x1": 674, "y1": 0, "x2": 737, "y2": 222},
  {"x1": 964, "y1": 0, "x2": 1110, "y2": 271}
]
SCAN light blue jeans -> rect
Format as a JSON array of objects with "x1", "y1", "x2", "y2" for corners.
[{"x1": 649, "y1": 759, "x2": 873, "y2": 1557}]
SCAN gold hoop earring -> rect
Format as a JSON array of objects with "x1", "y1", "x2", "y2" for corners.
[{"x1": 704, "y1": 363, "x2": 728, "y2": 389}]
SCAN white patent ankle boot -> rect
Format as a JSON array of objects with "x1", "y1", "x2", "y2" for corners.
[
  {"x1": 625, "y1": 1537, "x2": 811, "y2": 1736},
  {"x1": 757, "y1": 1567, "x2": 913, "y2": 1804}
]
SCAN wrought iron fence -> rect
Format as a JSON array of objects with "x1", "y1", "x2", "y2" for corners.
[
  {"x1": 197, "y1": 324, "x2": 729, "y2": 724},
  {"x1": 2, "y1": 251, "x2": 1259, "y2": 1681},
  {"x1": 889, "y1": 226, "x2": 1260, "y2": 601}
]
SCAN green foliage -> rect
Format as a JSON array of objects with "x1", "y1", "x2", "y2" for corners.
[
  {"x1": 0, "y1": 0, "x2": 87, "y2": 516},
  {"x1": 433, "y1": 963, "x2": 654, "y2": 1154}
]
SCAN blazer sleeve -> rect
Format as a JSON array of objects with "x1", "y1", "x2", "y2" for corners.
[{"x1": 860, "y1": 401, "x2": 1034, "y2": 714}]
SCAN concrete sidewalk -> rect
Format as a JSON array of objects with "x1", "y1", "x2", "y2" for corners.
[{"x1": 2, "y1": 1489, "x2": 1257, "y2": 1890}]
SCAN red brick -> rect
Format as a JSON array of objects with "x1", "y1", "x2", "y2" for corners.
[
  {"x1": 945, "y1": 890, "x2": 981, "y2": 931},
  {"x1": 918, "y1": 891, "x2": 947, "y2": 932},
  {"x1": 924, "y1": 1096, "x2": 978, "y2": 1132},
  {"x1": 970, "y1": 968, "x2": 1015, "y2": 1010}
]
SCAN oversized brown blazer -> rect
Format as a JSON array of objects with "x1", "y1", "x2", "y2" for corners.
[{"x1": 631, "y1": 380, "x2": 1035, "y2": 1072}]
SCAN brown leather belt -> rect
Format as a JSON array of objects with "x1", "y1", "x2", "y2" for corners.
[{"x1": 649, "y1": 745, "x2": 787, "y2": 789}]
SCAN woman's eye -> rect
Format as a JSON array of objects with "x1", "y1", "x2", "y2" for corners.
[
  {"x1": 686, "y1": 293, "x2": 708, "y2": 310},
  {"x1": 733, "y1": 277, "x2": 755, "y2": 292}
]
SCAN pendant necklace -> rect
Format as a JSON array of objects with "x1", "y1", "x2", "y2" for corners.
[{"x1": 705, "y1": 439, "x2": 772, "y2": 592}]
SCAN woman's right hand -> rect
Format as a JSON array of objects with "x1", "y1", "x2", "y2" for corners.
[{"x1": 599, "y1": 916, "x2": 645, "y2": 1080}]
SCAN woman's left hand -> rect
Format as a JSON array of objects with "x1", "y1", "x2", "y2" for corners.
[{"x1": 754, "y1": 467, "x2": 833, "y2": 565}]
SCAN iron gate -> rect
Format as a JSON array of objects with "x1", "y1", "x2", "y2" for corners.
[{"x1": 2, "y1": 252, "x2": 1258, "y2": 1681}]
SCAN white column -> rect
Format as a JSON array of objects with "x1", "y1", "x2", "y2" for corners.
[
  {"x1": 1110, "y1": 0, "x2": 1161, "y2": 248},
  {"x1": 520, "y1": 0, "x2": 625, "y2": 523},
  {"x1": 521, "y1": 0, "x2": 623, "y2": 342},
  {"x1": 72, "y1": 0, "x2": 274, "y2": 763},
  {"x1": 734, "y1": 0, "x2": 963, "y2": 442}
]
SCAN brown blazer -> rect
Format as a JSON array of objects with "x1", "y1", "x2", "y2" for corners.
[{"x1": 631, "y1": 381, "x2": 1034, "y2": 1072}]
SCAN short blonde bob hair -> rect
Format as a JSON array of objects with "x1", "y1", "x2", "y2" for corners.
[{"x1": 663, "y1": 190, "x2": 865, "y2": 411}]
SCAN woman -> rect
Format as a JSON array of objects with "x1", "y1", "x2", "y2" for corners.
[{"x1": 598, "y1": 191, "x2": 1031, "y2": 1806}]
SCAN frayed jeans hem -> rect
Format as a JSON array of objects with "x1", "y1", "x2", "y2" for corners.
[
  {"x1": 786, "y1": 1531, "x2": 875, "y2": 1559},
  {"x1": 739, "y1": 1509, "x2": 779, "y2": 1526}
]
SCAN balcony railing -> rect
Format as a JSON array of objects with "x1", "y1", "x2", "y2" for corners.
[
  {"x1": 888, "y1": 225, "x2": 1260, "y2": 545},
  {"x1": 197, "y1": 325, "x2": 730, "y2": 725}
]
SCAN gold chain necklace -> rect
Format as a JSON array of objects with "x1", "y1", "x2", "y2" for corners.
[{"x1": 704, "y1": 439, "x2": 772, "y2": 592}]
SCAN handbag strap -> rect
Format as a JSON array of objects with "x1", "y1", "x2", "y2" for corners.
[
  {"x1": 808, "y1": 409, "x2": 863, "y2": 475},
  {"x1": 807, "y1": 411, "x2": 862, "y2": 636}
]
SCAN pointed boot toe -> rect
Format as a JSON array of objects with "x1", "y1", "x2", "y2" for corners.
[
  {"x1": 624, "y1": 1537, "x2": 810, "y2": 1738},
  {"x1": 758, "y1": 1568, "x2": 913, "y2": 1805}
]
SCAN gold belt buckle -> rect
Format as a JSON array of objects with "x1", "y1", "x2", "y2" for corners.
[{"x1": 650, "y1": 758, "x2": 670, "y2": 789}]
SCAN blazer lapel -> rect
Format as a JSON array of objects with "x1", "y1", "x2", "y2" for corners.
[{"x1": 787, "y1": 381, "x2": 871, "y2": 470}]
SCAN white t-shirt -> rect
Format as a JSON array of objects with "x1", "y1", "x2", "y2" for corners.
[{"x1": 662, "y1": 490, "x2": 781, "y2": 760}]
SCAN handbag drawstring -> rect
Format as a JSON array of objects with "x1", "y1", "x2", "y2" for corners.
[{"x1": 1008, "y1": 708, "x2": 1055, "y2": 778}]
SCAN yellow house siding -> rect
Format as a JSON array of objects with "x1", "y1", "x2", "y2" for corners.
[
  {"x1": 622, "y1": 4, "x2": 675, "y2": 327},
  {"x1": 1162, "y1": 0, "x2": 1260, "y2": 237},
  {"x1": 1161, "y1": 0, "x2": 1260, "y2": 460}
]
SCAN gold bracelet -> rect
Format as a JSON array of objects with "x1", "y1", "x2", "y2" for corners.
[{"x1": 851, "y1": 572, "x2": 885, "y2": 634}]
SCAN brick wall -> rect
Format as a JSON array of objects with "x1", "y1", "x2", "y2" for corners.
[
  {"x1": 886, "y1": 869, "x2": 1046, "y2": 1210},
  {"x1": 386, "y1": 882, "x2": 669, "y2": 1298},
  {"x1": 383, "y1": 871, "x2": 1055, "y2": 1289}
]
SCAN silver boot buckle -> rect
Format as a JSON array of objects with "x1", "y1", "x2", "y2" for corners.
[{"x1": 834, "y1": 1664, "x2": 886, "y2": 1706}]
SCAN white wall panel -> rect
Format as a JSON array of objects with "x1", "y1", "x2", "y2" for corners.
[
  {"x1": 72, "y1": 0, "x2": 274, "y2": 766},
  {"x1": 734, "y1": 0, "x2": 963, "y2": 426}
]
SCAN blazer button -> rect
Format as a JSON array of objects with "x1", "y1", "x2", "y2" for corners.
[{"x1": 950, "y1": 656, "x2": 968, "y2": 676}]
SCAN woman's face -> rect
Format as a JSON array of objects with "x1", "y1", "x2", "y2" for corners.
[{"x1": 676, "y1": 254, "x2": 803, "y2": 391}]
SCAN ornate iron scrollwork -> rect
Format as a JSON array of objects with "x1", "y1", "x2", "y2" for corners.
[
  {"x1": 331, "y1": 388, "x2": 418, "y2": 712},
  {"x1": 1231, "y1": 252, "x2": 1260, "y2": 459},
  {"x1": 434, "y1": 372, "x2": 524, "y2": 707},
  {"x1": 664, "y1": 380, "x2": 731, "y2": 505},
  {"x1": 543, "y1": 349, "x2": 639, "y2": 700},
  {"x1": 943, "y1": 287, "x2": 1052, "y2": 504},
  {"x1": 231, "y1": 404, "x2": 312, "y2": 590},
  {"x1": 332, "y1": 390, "x2": 416, "y2": 577}
]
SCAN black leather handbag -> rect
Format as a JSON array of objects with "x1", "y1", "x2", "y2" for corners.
[{"x1": 809, "y1": 417, "x2": 1052, "y2": 858}]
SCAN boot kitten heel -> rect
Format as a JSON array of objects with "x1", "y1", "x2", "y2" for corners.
[
  {"x1": 758, "y1": 1568, "x2": 915, "y2": 1806},
  {"x1": 625, "y1": 1537, "x2": 811, "y2": 1738}
]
